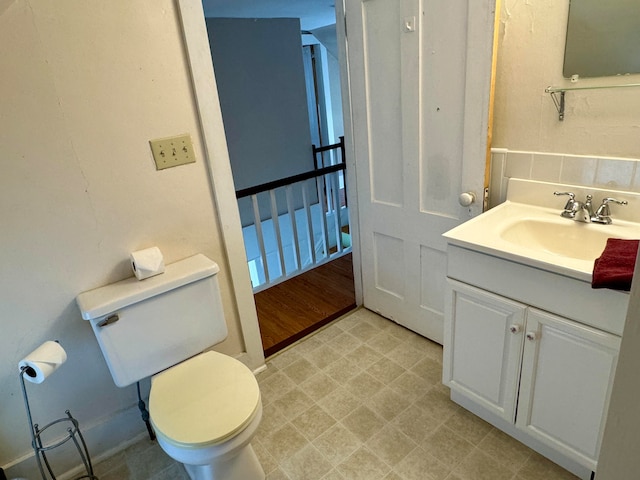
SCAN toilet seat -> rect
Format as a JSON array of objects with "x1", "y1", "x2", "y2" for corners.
[{"x1": 149, "y1": 350, "x2": 261, "y2": 448}]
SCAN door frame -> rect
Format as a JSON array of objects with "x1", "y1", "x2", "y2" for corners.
[
  {"x1": 335, "y1": 0, "x2": 364, "y2": 306},
  {"x1": 176, "y1": 0, "x2": 265, "y2": 370},
  {"x1": 175, "y1": 0, "x2": 364, "y2": 370}
]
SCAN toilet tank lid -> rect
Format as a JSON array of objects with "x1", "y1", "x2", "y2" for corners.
[{"x1": 76, "y1": 254, "x2": 219, "y2": 320}]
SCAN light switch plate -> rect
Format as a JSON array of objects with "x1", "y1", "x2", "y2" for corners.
[{"x1": 149, "y1": 134, "x2": 196, "y2": 170}]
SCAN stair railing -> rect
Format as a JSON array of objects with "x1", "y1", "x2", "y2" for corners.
[{"x1": 236, "y1": 138, "x2": 349, "y2": 291}]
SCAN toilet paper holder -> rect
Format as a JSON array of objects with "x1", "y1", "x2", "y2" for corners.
[{"x1": 19, "y1": 367, "x2": 98, "y2": 480}]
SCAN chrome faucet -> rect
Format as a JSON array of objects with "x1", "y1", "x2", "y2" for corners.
[{"x1": 554, "y1": 191, "x2": 627, "y2": 224}]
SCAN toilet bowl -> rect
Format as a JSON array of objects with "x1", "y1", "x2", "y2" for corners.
[{"x1": 149, "y1": 351, "x2": 264, "y2": 480}]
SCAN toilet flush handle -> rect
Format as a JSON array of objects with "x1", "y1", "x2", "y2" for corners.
[{"x1": 97, "y1": 314, "x2": 120, "y2": 328}]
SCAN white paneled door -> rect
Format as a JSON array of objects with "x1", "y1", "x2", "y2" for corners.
[{"x1": 344, "y1": 0, "x2": 496, "y2": 342}]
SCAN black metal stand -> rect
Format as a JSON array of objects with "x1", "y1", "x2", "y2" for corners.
[{"x1": 19, "y1": 367, "x2": 99, "y2": 480}]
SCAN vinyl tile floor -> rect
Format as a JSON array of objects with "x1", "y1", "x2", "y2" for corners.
[{"x1": 95, "y1": 308, "x2": 579, "y2": 480}]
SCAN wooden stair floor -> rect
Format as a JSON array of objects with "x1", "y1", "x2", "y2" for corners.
[{"x1": 254, "y1": 253, "x2": 356, "y2": 357}]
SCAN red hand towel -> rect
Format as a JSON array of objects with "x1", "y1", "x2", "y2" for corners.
[{"x1": 592, "y1": 238, "x2": 639, "y2": 291}]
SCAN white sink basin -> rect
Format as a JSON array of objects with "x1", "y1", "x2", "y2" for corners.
[
  {"x1": 499, "y1": 217, "x2": 615, "y2": 262},
  {"x1": 444, "y1": 199, "x2": 640, "y2": 281}
]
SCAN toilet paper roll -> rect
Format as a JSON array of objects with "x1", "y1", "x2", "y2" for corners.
[
  {"x1": 130, "y1": 246, "x2": 165, "y2": 280},
  {"x1": 18, "y1": 341, "x2": 67, "y2": 384}
]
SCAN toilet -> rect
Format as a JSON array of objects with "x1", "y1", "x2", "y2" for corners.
[{"x1": 76, "y1": 254, "x2": 264, "y2": 480}]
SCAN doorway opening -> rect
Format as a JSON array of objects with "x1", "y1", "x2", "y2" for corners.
[{"x1": 201, "y1": 2, "x2": 356, "y2": 356}]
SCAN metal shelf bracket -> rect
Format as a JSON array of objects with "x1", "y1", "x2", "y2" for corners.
[
  {"x1": 546, "y1": 88, "x2": 566, "y2": 121},
  {"x1": 545, "y1": 82, "x2": 640, "y2": 121}
]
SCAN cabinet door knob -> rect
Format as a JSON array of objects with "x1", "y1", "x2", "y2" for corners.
[
  {"x1": 509, "y1": 324, "x2": 522, "y2": 334},
  {"x1": 526, "y1": 332, "x2": 538, "y2": 341}
]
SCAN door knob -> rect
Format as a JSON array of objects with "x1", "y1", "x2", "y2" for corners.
[{"x1": 459, "y1": 192, "x2": 476, "y2": 207}]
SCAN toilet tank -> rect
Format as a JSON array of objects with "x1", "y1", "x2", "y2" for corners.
[{"x1": 76, "y1": 254, "x2": 228, "y2": 387}]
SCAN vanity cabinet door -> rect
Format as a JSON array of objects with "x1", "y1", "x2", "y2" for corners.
[
  {"x1": 443, "y1": 280, "x2": 526, "y2": 423},
  {"x1": 516, "y1": 308, "x2": 620, "y2": 471}
]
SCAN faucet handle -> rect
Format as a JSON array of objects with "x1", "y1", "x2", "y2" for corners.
[
  {"x1": 600, "y1": 197, "x2": 628, "y2": 207},
  {"x1": 593, "y1": 197, "x2": 628, "y2": 224},
  {"x1": 554, "y1": 191, "x2": 577, "y2": 215},
  {"x1": 554, "y1": 191, "x2": 575, "y2": 200},
  {"x1": 553, "y1": 192, "x2": 576, "y2": 206}
]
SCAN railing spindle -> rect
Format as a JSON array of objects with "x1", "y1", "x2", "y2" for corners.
[
  {"x1": 330, "y1": 171, "x2": 343, "y2": 253},
  {"x1": 316, "y1": 175, "x2": 330, "y2": 259},
  {"x1": 302, "y1": 182, "x2": 316, "y2": 265},
  {"x1": 285, "y1": 185, "x2": 301, "y2": 271},
  {"x1": 251, "y1": 194, "x2": 270, "y2": 284},
  {"x1": 269, "y1": 189, "x2": 287, "y2": 278}
]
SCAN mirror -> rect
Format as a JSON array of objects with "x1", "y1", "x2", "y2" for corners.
[{"x1": 563, "y1": 0, "x2": 640, "y2": 78}]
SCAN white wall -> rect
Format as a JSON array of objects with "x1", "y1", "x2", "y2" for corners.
[
  {"x1": 206, "y1": 17, "x2": 313, "y2": 190},
  {"x1": 206, "y1": 17, "x2": 314, "y2": 226},
  {"x1": 493, "y1": 0, "x2": 640, "y2": 158},
  {"x1": 0, "y1": 0, "x2": 248, "y2": 475}
]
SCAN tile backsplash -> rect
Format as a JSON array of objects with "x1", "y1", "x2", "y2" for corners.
[{"x1": 489, "y1": 149, "x2": 640, "y2": 208}]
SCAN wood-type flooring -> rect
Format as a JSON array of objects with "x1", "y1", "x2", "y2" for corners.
[{"x1": 254, "y1": 253, "x2": 357, "y2": 357}]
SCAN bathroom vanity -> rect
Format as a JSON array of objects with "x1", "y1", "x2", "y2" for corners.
[{"x1": 442, "y1": 179, "x2": 640, "y2": 479}]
